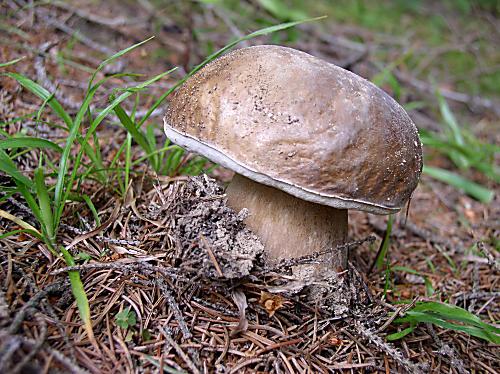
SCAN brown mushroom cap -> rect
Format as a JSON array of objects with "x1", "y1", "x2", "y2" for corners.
[{"x1": 164, "y1": 45, "x2": 422, "y2": 214}]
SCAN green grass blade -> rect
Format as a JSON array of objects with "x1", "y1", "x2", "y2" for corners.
[
  {"x1": 82, "y1": 195, "x2": 101, "y2": 226},
  {"x1": 423, "y1": 166, "x2": 494, "y2": 203},
  {"x1": 398, "y1": 311, "x2": 500, "y2": 343},
  {"x1": 392, "y1": 301, "x2": 500, "y2": 343},
  {"x1": 34, "y1": 167, "x2": 54, "y2": 240},
  {"x1": 60, "y1": 246, "x2": 95, "y2": 344},
  {"x1": 411, "y1": 302, "x2": 500, "y2": 334},
  {"x1": 145, "y1": 124, "x2": 159, "y2": 171},
  {"x1": 375, "y1": 214, "x2": 393, "y2": 269},
  {"x1": 0, "y1": 228, "x2": 42, "y2": 240},
  {"x1": 164, "y1": 147, "x2": 185, "y2": 176},
  {"x1": 0, "y1": 149, "x2": 34, "y2": 188},
  {"x1": 0, "y1": 57, "x2": 25, "y2": 67},
  {"x1": 15, "y1": 181, "x2": 47, "y2": 239},
  {"x1": 0, "y1": 137, "x2": 63, "y2": 152},
  {"x1": 89, "y1": 36, "x2": 155, "y2": 86},
  {"x1": 386, "y1": 323, "x2": 417, "y2": 341},
  {"x1": 124, "y1": 133, "x2": 132, "y2": 193},
  {"x1": 257, "y1": 0, "x2": 309, "y2": 21},
  {"x1": 435, "y1": 90, "x2": 469, "y2": 169},
  {"x1": 131, "y1": 145, "x2": 176, "y2": 167},
  {"x1": 113, "y1": 103, "x2": 153, "y2": 160},
  {"x1": 391, "y1": 265, "x2": 420, "y2": 275},
  {"x1": 435, "y1": 90, "x2": 464, "y2": 147},
  {"x1": 3, "y1": 72, "x2": 73, "y2": 129}
]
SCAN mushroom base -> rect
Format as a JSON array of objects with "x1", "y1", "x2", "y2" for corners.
[{"x1": 226, "y1": 174, "x2": 348, "y2": 271}]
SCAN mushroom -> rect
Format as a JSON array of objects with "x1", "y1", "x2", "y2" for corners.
[{"x1": 164, "y1": 45, "x2": 422, "y2": 273}]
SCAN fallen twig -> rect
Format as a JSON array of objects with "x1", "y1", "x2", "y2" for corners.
[
  {"x1": 477, "y1": 242, "x2": 500, "y2": 271},
  {"x1": 354, "y1": 321, "x2": 425, "y2": 374},
  {"x1": 161, "y1": 327, "x2": 200, "y2": 374}
]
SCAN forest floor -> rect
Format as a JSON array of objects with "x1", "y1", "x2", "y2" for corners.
[{"x1": 0, "y1": 1, "x2": 499, "y2": 373}]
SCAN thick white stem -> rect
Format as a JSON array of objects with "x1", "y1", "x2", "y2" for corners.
[{"x1": 226, "y1": 174, "x2": 348, "y2": 271}]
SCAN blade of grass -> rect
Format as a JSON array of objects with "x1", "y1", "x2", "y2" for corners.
[
  {"x1": 59, "y1": 246, "x2": 97, "y2": 349},
  {"x1": 0, "y1": 137, "x2": 63, "y2": 152},
  {"x1": 0, "y1": 228, "x2": 42, "y2": 240},
  {"x1": 0, "y1": 209, "x2": 40, "y2": 235},
  {"x1": 435, "y1": 89, "x2": 468, "y2": 169},
  {"x1": 386, "y1": 323, "x2": 417, "y2": 341},
  {"x1": 376, "y1": 214, "x2": 394, "y2": 269},
  {"x1": 34, "y1": 167, "x2": 54, "y2": 240},
  {"x1": 82, "y1": 195, "x2": 101, "y2": 226},
  {"x1": 411, "y1": 302, "x2": 500, "y2": 334},
  {"x1": 3, "y1": 72, "x2": 73, "y2": 129},
  {"x1": 131, "y1": 145, "x2": 176, "y2": 167},
  {"x1": 390, "y1": 301, "x2": 500, "y2": 343},
  {"x1": 0, "y1": 57, "x2": 25, "y2": 67},
  {"x1": 89, "y1": 36, "x2": 155, "y2": 87},
  {"x1": 423, "y1": 166, "x2": 494, "y2": 203},
  {"x1": 124, "y1": 133, "x2": 132, "y2": 193},
  {"x1": 398, "y1": 311, "x2": 500, "y2": 343},
  {"x1": 435, "y1": 90, "x2": 465, "y2": 147},
  {"x1": 113, "y1": 103, "x2": 153, "y2": 163}
]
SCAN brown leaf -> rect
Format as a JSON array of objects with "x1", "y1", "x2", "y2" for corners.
[
  {"x1": 230, "y1": 289, "x2": 248, "y2": 336},
  {"x1": 259, "y1": 291, "x2": 288, "y2": 317},
  {"x1": 328, "y1": 336, "x2": 344, "y2": 346}
]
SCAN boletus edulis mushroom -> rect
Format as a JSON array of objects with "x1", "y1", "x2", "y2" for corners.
[{"x1": 164, "y1": 45, "x2": 422, "y2": 274}]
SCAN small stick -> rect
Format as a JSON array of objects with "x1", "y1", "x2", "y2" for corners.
[
  {"x1": 229, "y1": 358, "x2": 264, "y2": 374},
  {"x1": 477, "y1": 242, "x2": 499, "y2": 271},
  {"x1": 199, "y1": 235, "x2": 223, "y2": 277},
  {"x1": 161, "y1": 327, "x2": 200, "y2": 374},
  {"x1": 272, "y1": 236, "x2": 376, "y2": 271},
  {"x1": 354, "y1": 321, "x2": 425, "y2": 374},
  {"x1": 156, "y1": 279, "x2": 192, "y2": 340},
  {"x1": 254, "y1": 338, "x2": 303, "y2": 356}
]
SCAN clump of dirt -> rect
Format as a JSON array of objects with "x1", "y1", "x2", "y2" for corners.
[{"x1": 157, "y1": 175, "x2": 265, "y2": 279}]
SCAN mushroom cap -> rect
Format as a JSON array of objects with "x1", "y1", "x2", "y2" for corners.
[{"x1": 164, "y1": 45, "x2": 423, "y2": 214}]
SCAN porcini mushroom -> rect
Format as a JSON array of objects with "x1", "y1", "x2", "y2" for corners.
[{"x1": 164, "y1": 45, "x2": 422, "y2": 272}]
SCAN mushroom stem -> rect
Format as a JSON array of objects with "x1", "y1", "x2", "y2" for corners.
[{"x1": 226, "y1": 174, "x2": 348, "y2": 271}]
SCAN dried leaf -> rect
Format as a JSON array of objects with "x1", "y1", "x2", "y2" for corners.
[
  {"x1": 328, "y1": 336, "x2": 344, "y2": 346},
  {"x1": 231, "y1": 290, "x2": 248, "y2": 336},
  {"x1": 259, "y1": 291, "x2": 287, "y2": 317}
]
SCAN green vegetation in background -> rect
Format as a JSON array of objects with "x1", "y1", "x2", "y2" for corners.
[
  {"x1": 421, "y1": 90, "x2": 498, "y2": 203},
  {"x1": 368, "y1": 56, "x2": 497, "y2": 203},
  {"x1": 201, "y1": 0, "x2": 499, "y2": 97}
]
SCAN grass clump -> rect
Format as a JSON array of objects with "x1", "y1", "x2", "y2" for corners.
[
  {"x1": 388, "y1": 301, "x2": 500, "y2": 344},
  {"x1": 421, "y1": 90, "x2": 498, "y2": 203},
  {"x1": 0, "y1": 36, "x2": 176, "y2": 343}
]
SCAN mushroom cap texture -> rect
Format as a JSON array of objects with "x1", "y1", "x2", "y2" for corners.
[{"x1": 164, "y1": 45, "x2": 423, "y2": 214}]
